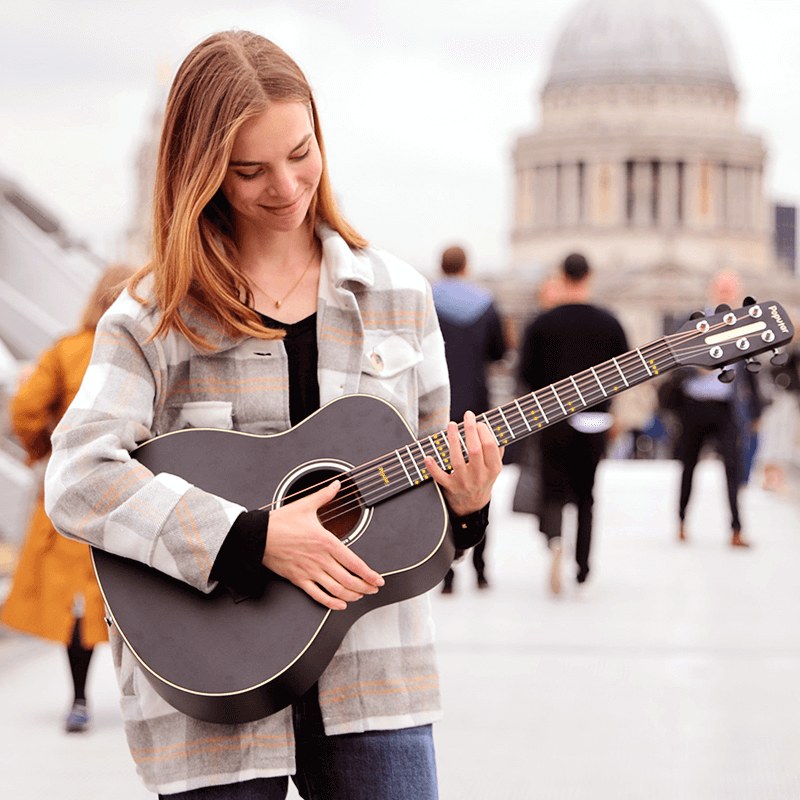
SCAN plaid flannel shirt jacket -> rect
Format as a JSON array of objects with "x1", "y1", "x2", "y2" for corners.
[{"x1": 45, "y1": 226, "x2": 452, "y2": 794}]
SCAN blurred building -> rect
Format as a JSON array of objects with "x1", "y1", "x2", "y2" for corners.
[
  {"x1": 0, "y1": 177, "x2": 103, "y2": 364},
  {"x1": 502, "y1": 0, "x2": 800, "y2": 349},
  {"x1": 775, "y1": 204, "x2": 797, "y2": 275},
  {"x1": 0, "y1": 175, "x2": 104, "y2": 549}
]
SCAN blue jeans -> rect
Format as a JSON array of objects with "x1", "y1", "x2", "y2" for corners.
[{"x1": 161, "y1": 686, "x2": 439, "y2": 800}]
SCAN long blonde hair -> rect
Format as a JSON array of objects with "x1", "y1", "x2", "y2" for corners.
[{"x1": 131, "y1": 30, "x2": 367, "y2": 349}]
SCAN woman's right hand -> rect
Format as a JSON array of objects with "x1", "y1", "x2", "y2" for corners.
[{"x1": 262, "y1": 480, "x2": 384, "y2": 610}]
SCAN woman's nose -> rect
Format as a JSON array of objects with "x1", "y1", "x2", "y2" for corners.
[{"x1": 267, "y1": 165, "x2": 296, "y2": 199}]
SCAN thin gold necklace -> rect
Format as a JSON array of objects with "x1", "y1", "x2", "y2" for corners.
[{"x1": 246, "y1": 243, "x2": 319, "y2": 309}]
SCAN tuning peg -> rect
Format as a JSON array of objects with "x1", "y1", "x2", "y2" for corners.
[
  {"x1": 715, "y1": 303, "x2": 731, "y2": 314},
  {"x1": 745, "y1": 358, "x2": 762, "y2": 374},
  {"x1": 689, "y1": 310, "x2": 706, "y2": 320},
  {"x1": 742, "y1": 296, "x2": 757, "y2": 307},
  {"x1": 718, "y1": 367, "x2": 736, "y2": 383},
  {"x1": 771, "y1": 350, "x2": 789, "y2": 367}
]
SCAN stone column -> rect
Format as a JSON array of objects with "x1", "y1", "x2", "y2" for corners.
[
  {"x1": 633, "y1": 161, "x2": 651, "y2": 226},
  {"x1": 515, "y1": 165, "x2": 535, "y2": 231},
  {"x1": 561, "y1": 163, "x2": 580, "y2": 227},
  {"x1": 659, "y1": 162, "x2": 678, "y2": 228}
]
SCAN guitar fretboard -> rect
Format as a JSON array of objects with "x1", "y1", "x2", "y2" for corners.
[{"x1": 347, "y1": 335, "x2": 679, "y2": 508}]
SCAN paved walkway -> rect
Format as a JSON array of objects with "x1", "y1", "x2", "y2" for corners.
[{"x1": 2, "y1": 459, "x2": 800, "y2": 799}]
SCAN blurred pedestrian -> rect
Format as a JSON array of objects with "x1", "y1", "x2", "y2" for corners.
[
  {"x1": 672, "y1": 272, "x2": 763, "y2": 547},
  {"x1": 1, "y1": 263, "x2": 133, "y2": 732},
  {"x1": 433, "y1": 245, "x2": 507, "y2": 592},
  {"x1": 756, "y1": 346, "x2": 799, "y2": 493},
  {"x1": 518, "y1": 254, "x2": 628, "y2": 594}
]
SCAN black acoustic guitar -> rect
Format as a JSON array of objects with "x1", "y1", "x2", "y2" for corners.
[{"x1": 92, "y1": 300, "x2": 794, "y2": 723}]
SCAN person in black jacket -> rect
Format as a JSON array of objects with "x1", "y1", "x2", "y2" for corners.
[
  {"x1": 433, "y1": 245, "x2": 507, "y2": 592},
  {"x1": 519, "y1": 253, "x2": 628, "y2": 594}
]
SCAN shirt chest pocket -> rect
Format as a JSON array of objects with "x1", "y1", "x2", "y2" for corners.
[
  {"x1": 172, "y1": 400, "x2": 234, "y2": 430},
  {"x1": 359, "y1": 331, "x2": 423, "y2": 407}
]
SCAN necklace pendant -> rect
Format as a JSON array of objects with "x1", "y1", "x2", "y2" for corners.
[{"x1": 275, "y1": 299, "x2": 282, "y2": 309}]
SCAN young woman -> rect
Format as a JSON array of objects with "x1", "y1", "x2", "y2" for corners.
[
  {"x1": 2, "y1": 264, "x2": 132, "y2": 732},
  {"x1": 44, "y1": 31, "x2": 502, "y2": 799}
]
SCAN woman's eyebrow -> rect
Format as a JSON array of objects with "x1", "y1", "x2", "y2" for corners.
[{"x1": 229, "y1": 134, "x2": 313, "y2": 166}]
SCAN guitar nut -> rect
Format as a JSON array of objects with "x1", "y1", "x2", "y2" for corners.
[
  {"x1": 749, "y1": 305, "x2": 762, "y2": 318},
  {"x1": 736, "y1": 338, "x2": 750, "y2": 350},
  {"x1": 710, "y1": 346, "x2": 723, "y2": 359},
  {"x1": 762, "y1": 330, "x2": 776, "y2": 343}
]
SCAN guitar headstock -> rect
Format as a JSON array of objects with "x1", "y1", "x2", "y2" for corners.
[{"x1": 668, "y1": 300, "x2": 795, "y2": 372}]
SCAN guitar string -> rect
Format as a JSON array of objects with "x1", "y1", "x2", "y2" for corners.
[
  {"x1": 266, "y1": 318, "x2": 767, "y2": 523},
  {"x1": 316, "y1": 321, "x2": 772, "y2": 524},
  {"x1": 331, "y1": 326, "x2": 708, "y2": 495},
  {"x1": 321, "y1": 336, "x2": 680, "y2": 516},
  {"x1": 274, "y1": 318, "x2": 768, "y2": 525},
  {"x1": 314, "y1": 325, "x2": 762, "y2": 522}
]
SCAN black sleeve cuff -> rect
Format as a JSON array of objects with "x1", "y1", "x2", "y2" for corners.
[
  {"x1": 448, "y1": 501, "x2": 490, "y2": 550},
  {"x1": 210, "y1": 509, "x2": 271, "y2": 601}
]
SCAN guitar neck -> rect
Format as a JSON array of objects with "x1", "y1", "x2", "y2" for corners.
[{"x1": 349, "y1": 335, "x2": 680, "y2": 507}]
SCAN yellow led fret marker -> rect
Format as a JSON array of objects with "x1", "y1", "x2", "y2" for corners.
[{"x1": 378, "y1": 466, "x2": 389, "y2": 485}]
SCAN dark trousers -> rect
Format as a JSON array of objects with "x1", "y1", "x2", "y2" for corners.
[
  {"x1": 538, "y1": 423, "x2": 606, "y2": 582},
  {"x1": 677, "y1": 398, "x2": 742, "y2": 531},
  {"x1": 443, "y1": 534, "x2": 487, "y2": 588}
]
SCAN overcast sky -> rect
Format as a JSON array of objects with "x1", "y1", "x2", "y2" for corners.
[{"x1": 1, "y1": 0, "x2": 798, "y2": 277}]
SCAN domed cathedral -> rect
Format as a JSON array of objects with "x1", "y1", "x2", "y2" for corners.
[{"x1": 507, "y1": 0, "x2": 798, "y2": 349}]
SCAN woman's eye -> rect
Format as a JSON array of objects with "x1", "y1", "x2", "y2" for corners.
[
  {"x1": 291, "y1": 148, "x2": 310, "y2": 161},
  {"x1": 237, "y1": 171, "x2": 261, "y2": 180}
]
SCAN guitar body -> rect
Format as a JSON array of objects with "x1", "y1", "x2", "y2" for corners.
[{"x1": 92, "y1": 394, "x2": 454, "y2": 724}]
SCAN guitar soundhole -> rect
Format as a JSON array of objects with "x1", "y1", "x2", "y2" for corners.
[{"x1": 277, "y1": 463, "x2": 370, "y2": 546}]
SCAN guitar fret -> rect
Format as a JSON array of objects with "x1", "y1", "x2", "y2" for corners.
[
  {"x1": 428, "y1": 434, "x2": 449, "y2": 470},
  {"x1": 636, "y1": 348, "x2": 653, "y2": 377},
  {"x1": 515, "y1": 399, "x2": 532, "y2": 432},
  {"x1": 406, "y1": 444, "x2": 425, "y2": 482},
  {"x1": 570, "y1": 376, "x2": 586, "y2": 406},
  {"x1": 415, "y1": 441, "x2": 430, "y2": 480},
  {"x1": 496, "y1": 406, "x2": 513, "y2": 441},
  {"x1": 457, "y1": 429, "x2": 468, "y2": 459},
  {"x1": 612, "y1": 357, "x2": 629, "y2": 388},
  {"x1": 591, "y1": 366, "x2": 607, "y2": 397},
  {"x1": 480, "y1": 413, "x2": 501, "y2": 446},
  {"x1": 551, "y1": 385, "x2": 567, "y2": 415},
  {"x1": 394, "y1": 449, "x2": 413, "y2": 487},
  {"x1": 533, "y1": 393, "x2": 549, "y2": 424}
]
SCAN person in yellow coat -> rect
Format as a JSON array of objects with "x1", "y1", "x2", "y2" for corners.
[{"x1": 1, "y1": 263, "x2": 132, "y2": 732}]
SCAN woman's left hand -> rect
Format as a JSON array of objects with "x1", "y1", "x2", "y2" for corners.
[{"x1": 424, "y1": 410, "x2": 504, "y2": 517}]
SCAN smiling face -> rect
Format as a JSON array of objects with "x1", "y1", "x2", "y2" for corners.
[{"x1": 220, "y1": 100, "x2": 323, "y2": 237}]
